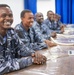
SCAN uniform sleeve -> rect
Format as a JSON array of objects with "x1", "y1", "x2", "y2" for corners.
[
  {"x1": 29, "y1": 42, "x2": 47, "y2": 50},
  {"x1": 55, "y1": 21, "x2": 63, "y2": 33},
  {"x1": 32, "y1": 26, "x2": 48, "y2": 49},
  {"x1": 18, "y1": 56, "x2": 33, "y2": 69},
  {"x1": 14, "y1": 33, "x2": 35, "y2": 57},
  {"x1": 42, "y1": 24, "x2": 51, "y2": 40},
  {"x1": 32, "y1": 25, "x2": 46, "y2": 42}
]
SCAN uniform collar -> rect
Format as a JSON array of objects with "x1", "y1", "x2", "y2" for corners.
[
  {"x1": 21, "y1": 22, "x2": 31, "y2": 33},
  {"x1": 0, "y1": 34, "x2": 6, "y2": 45}
]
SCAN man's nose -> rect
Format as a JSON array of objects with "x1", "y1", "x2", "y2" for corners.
[
  {"x1": 31, "y1": 18, "x2": 34, "y2": 22},
  {"x1": 5, "y1": 15, "x2": 10, "y2": 20}
]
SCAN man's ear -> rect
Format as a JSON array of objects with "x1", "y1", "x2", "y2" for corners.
[
  {"x1": 21, "y1": 17, "x2": 24, "y2": 21},
  {"x1": 47, "y1": 14, "x2": 48, "y2": 17}
]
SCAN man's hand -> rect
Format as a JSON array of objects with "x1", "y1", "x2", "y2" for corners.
[
  {"x1": 31, "y1": 52, "x2": 47, "y2": 65},
  {"x1": 51, "y1": 32, "x2": 57, "y2": 38},
  {"x1": 60, "y1": 25, "x2": 65, "y2": 33},
  {"x1": 44, "y1": 40, "x2": 57, "y2": 47}
]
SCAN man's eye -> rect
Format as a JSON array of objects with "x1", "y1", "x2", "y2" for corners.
[
  {"x1": 9, "y1": 14, "x2": 13, "y2": 17},
  {"x1": 2, "y1": 14, "x2": 6, "y2": 18},
  {"x1": 1, "y1": 14, "x2": 13, "y2": 18}
]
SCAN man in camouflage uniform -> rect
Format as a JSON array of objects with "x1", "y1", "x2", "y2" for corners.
[
  {"x1": 0, "y1": 4, "x2": 46, "y2": 75},
  {"x1": 15, "y1": 10, "x2": 48, "y2": 50},
  {"x1": 44, "y1": 11, "x2": 64, "y2": 37},
  {"x1": 33, "y1": 12, "x2": 51, "y2": 40},
  {"x1": 32, "y1": 12, "x2": 57, "y2": 47}
]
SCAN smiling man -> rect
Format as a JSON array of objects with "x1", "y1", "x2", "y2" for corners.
[
  {"x1": 0, "y1": 4, "x2": 46, "y2": 75},
  {"x1": 32, "y1": 12, "x2": 57, "y2": 47},
  {"x1": 15, "y1": 9, "x2": 48, "y2": 50}
]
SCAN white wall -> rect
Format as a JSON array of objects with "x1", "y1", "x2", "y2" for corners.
[
  {"x1": 37, "y1": 0, "x2": 55, "y2": 19},
  {"x1": 0, "y1": 0, "x2": 55, "y2": 27},
  {"x1": 0, "y1": 0, "x2": 24, "y2": 27}
]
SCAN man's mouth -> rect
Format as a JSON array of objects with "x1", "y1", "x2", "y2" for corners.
[
  {"x1": 4, "y1": 22, "x2": 11, "y2": 26},
  {"x1": 30, "y1": 22, "x2": 33, "y2": 25}
]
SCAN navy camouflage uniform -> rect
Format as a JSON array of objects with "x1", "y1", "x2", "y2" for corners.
[
  {"x1": 44, "y1": 18, "x2": 62, "y2": 33},
  {"x1": 15, "y1": 23, "x2": 47, "y2": 51},
  {"x1": 0, "y1": 28, "x2": 35, "y2": 75},
  {"x1": 32, "y1": 21, "x2": 51, "y2": 40}
]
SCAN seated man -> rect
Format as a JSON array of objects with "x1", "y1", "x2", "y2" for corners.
[
  {"x1": 32, "y1": 12, "x2": 57, "y2": 46},
  {"x1": 33, "y1": 12, "x2": 51, "y2": 40},
  {"x1": 15, "y1": 10, "x2": 56, "y2": 51},
  {"x1": 53, "y1": 14, "x2": 64, "y2": 33},
  {"x1": 0, "y1": 4, "x2": 46, "y2": 75},
  {"x1": 44, "y1": 10, "x2": 64, "y2": 37}
]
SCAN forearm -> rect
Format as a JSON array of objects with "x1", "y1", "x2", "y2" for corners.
[
  {"x1": 0, "y1": 57, "x2": 33, "y2": 75},
  {"x1": 43, "y1": 34, "x2": 50, "y2": 40},
  {"x1": 17, "y1": 39, "x2": 35, "y2": 57},
  {"x1": 30, "y1": 42, "x2": 47, "y2": 50},
  {"x1": 19, "y1": 46, "x2": 35, "y2": 57},
  {"x1": 18, "y1": 56, "x2": 33, "y2": 69}
]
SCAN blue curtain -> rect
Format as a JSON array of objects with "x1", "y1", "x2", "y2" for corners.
[
  {"x1": 55, "y1": 0, "x2": 74, "y2": 24},
  {"x1": 24, "y1": 0, "x2": 37, "y2": 14}
]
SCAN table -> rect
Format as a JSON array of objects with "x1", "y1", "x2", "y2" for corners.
[
  {"x1": 4, "y1": 45, "x2": 74, "y2": 75},
  {"x1": 5, "y1": 34, "x2": 74, "y2": 75}
]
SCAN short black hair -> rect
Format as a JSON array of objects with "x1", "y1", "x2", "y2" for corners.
[
  {"x1": 0, "y1": 4, "x2": 10, "y2": 8},
  {"x1": 47, "y1": 10, "x2": 53, "y2": 15},
  {"x1": 21, "y1": 9, "x2": 32, "y2": 18},
  {"x1": 35, "y1": 12, "x2": 43, "y2": 17}
]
